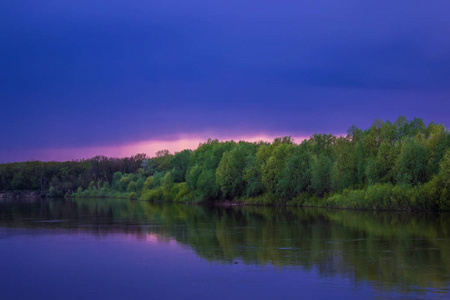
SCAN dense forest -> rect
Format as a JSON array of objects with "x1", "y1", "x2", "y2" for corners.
[{"x1": 1, "y1": 116, "x2": 449, "y2": 210}]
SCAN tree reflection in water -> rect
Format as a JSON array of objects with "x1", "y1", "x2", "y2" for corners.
[{"x1": 0, "y1": 197, "x2": 449, "y2": 293}]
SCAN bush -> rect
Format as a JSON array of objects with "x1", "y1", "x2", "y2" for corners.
[{"x1": 140, "y1": 188, "x2": 164, "y2": 201}]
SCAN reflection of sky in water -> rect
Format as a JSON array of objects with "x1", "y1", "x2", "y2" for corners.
[
  {"x1": 0, "y1": 228, "x2": 425, "y2": 300},
  {"x1": 0, "y1": 198, "x2": 449, "y2": 299}
]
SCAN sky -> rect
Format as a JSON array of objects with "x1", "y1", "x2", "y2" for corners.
[{"x1": 1, "y1": 1, "x2": 449, "y2": 162}]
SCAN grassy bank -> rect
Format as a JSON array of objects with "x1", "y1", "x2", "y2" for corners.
[{"x1": 72, "y1": 175, "x2": 449, "y2": 211}]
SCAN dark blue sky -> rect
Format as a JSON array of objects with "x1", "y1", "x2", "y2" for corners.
[{"x1": 1, "y1": 1, "x2": 449, "y2": 161}]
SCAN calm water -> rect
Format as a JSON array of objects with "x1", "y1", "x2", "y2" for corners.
[{"x1": 0, "y1": 198, "x2": 449, "y2": 299}]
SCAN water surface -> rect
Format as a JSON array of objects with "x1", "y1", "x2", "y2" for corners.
[{"x1": 0, "y1": 198, "x2": 449, "y2": 299}]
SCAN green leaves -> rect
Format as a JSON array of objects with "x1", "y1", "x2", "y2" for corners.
[
  {"x1": 3, "y1": 116, "x2": 449, "y2": 210},
  {"x1": 395, "y1": 139, "x2": 429, "y2": 185},
  {"x1": 310, "y1": 154, "x2": 333, "y2": 197}
]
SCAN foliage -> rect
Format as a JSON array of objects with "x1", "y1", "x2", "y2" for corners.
[{"x1": 2, "y1": 116, "x2": 449, "y2": 210}]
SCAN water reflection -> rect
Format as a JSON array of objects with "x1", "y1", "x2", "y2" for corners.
[{"x1": 0, "y1": 197, "x2": 449, "y2": 294}]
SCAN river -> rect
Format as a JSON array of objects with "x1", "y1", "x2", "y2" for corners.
[{"x1": 0, "y1": 197, "x2": 449, "y2": 299}]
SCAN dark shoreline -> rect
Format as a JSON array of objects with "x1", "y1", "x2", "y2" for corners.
[
  {"x1": 69, "y1": 195, "x2": 444, "y2": 212},
  {"x1": 1, "y1": 191, "x2": 444, "y2": 212},
  {"x1": 0, "y1": 191, "x2": 43, "y2": 199}
]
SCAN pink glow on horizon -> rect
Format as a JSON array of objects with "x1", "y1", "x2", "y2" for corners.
[{"x1": 4, "y1": 132, "x2": 342, "y2": 162}]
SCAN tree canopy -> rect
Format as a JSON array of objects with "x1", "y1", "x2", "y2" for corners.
[{"x1": 2, "y1": 116, "x2": 449, "y2": 210}]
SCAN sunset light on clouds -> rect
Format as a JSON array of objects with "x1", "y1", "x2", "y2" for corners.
[
  {"x1": 2, "y1": 134, "x2": 312, "y2": 162},
  {"x1": 1, "y1": 1, "x2": 449, "y2": 162}
]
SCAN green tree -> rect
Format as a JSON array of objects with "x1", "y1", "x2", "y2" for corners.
[
  {"x1": 260, "y1": 143, "x2": 295, "y2": 194},
  {"x1": 243, "y1": 155, "x2": 264, "y2": 197},
  {"x1": 277, "y1": 142, "x2": 313, "y2": 199},
  {"x1": 170, "y1": 150, "x2": 192, "y2": 183},
  {"x1": 395, "y1": 139, "x2": 429, "y2": 185},
  {"x1": 332, "y1": 137, "x2": 358, "y2": 190},
  {"x1": 366, "y1": 142, "x2": 399, "y2": 185},
  {"x1": 186, "y1": 139, "x2": 235, "y2": 201},
  {"x1": 216, "y1": 142, "x2": 259, "y2": 199},
  {"x1": 310, "y1": 154, "x2": 333, "y2": 196}
]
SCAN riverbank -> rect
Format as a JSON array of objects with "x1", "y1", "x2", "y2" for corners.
[
  {"x1": 71, "y1": 179, "x2": 449, "y2": 211},
  {"x1": 0, "y1": 191, "x2": 43, "y2": 199},
  {"x1": 3, "y1": 117, "x2": 449, "y2": 212}
]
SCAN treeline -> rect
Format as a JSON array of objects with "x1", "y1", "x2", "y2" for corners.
[
  {"x1": 2, "y1": 116, "x2": 450, "y2": 210},
  {"x1": 0, "y1": 154, "x2": 147, "y2": 197},
  {"x1": 72, "y1": 116, "x2": 450, "y2": 210}
]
